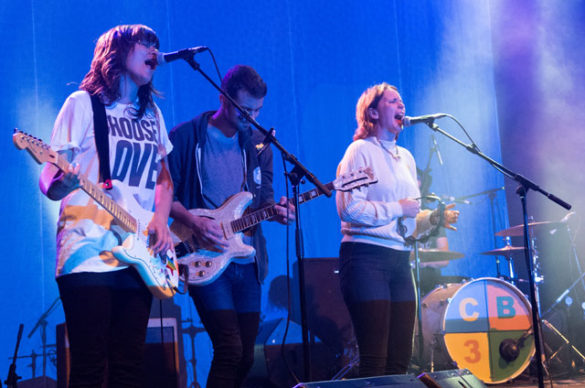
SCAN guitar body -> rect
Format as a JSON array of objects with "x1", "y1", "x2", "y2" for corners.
[
  {"x1": 107, "y1": 181, "x2": 179, "y2": 299},
  {"x1": 171, "y1": 192, "x2": 256, "y2": 286}
]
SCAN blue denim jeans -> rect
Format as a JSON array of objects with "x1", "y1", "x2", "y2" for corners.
[
  {"x1": 189, "y1": 262, "x2": 260, "y2": 387},
  {"x1": 339, "y1": 242, "x2": 416, "y2": 376},
  {"x1": 189, "y1": 262, "x2": 260, "y2": 313}
]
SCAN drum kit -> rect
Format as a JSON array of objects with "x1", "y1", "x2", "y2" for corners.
[{"x1": 412, "y1": 218, "x2": 584, "y2": 384}]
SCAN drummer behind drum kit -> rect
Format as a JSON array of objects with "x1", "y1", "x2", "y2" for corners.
[{"x1": 413, "y1": 217, "x2": 585, "y2": 385}]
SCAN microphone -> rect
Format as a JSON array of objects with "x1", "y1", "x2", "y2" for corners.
[
  {"x1": 156, "y1": 46, "x2": 209, "y2": 65},
  {"x1": 402, "y1": 113, "x2": 447, "y2": 127},
  {"x1": 499, "y1": 339, "x2": 520, "y2": 362},
  {"x1": 499, "y1": 330, "x2": 531, "y2": 362}
]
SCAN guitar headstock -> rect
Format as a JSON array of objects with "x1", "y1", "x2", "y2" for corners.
[
  {"x1": 13, "y1": 129, "x2": 58, "y2": 165},
  {"x1": 334, "y1": 166, "x2": 378, "y2": 192}
]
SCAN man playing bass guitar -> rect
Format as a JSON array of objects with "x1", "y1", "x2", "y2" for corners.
[{"x1": 168, "y1": 64, "x2": 294, "y2": 388}]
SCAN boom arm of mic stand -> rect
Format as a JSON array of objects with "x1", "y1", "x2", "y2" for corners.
[
  {"x1": 182, "y1": 56, "x2": 331, "y2": 197},
  {"x1": 28, "y1": 297, "x2": 60, "y2": 338},
  {"x1": 424, "y1": 121, "x2": 571, "y2": 210}
]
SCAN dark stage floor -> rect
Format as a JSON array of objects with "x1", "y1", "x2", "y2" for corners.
[{"x1": 498, "y1": 373, "x2": 585, "y2": 387}]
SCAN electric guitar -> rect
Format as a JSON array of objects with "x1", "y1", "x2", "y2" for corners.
[
  {"x1": 13, "y1": 129, "x2": 179, "y2": 299},
  {"x1": 171, "y1": 167, "x2": 377, "y2": 286}
]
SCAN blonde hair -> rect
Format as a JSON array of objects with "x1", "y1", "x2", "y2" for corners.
[{"x1": 353, "y1": 82, "x2": 398, "y2": 141}]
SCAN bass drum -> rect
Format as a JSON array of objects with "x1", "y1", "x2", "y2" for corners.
[{"x1": 417, "y1": 277, "x2": 535, "y2": 384}]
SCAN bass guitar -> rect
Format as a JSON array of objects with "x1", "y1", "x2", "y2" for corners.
[{"x1": 171, "y1": 167, "x2": 377, "y2": 285}]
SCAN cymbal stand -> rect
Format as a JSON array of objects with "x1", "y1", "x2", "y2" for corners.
[
  {"x1": 538, "y1": 220, "x2": 585, "y2": 371},
  {"x1": 529, "y1": 227, "x2": 545, "y2": 315},
  {"x1": 541, "y1": 319, "x2": 585, "y2": 368},
  {"x1": 543, "y1": 220, "x2": 585, "y2": 316},
  {"x1": 489, "y1": 190, "x2": 502, "y2": 280},
  {"x1": 499, "y1": 237, "x2": 517, "y2": 285}
]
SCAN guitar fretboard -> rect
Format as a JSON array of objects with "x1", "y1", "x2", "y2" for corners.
[
  {"x1": 54, "y1": 155, "x2": 137, "y2": 233},
  {"x1": 230, "y1": 182, "x2": 335, "y2": 233}
]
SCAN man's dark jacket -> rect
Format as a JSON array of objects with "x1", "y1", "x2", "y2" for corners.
[{"x1": 167, "y1": 111, "x2": 274, "y2": 283}]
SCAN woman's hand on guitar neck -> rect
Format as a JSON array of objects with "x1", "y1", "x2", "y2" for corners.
[{"x1": 40, "y1": 156, "x2": 81, "y2": 201}]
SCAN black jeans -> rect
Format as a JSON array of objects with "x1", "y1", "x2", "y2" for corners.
[
  {"x1": 57, "y1": 268, "x2": 153, "y2": 388},
  {"x1": 339, "y1": 242, "x2": 416, "y2": 377},
  {"x1": 189, "y1": 263, "x2": 261, "y2": 388}
]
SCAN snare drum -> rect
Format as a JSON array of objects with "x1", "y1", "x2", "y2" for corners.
[{"x1": 416, "y1": 277, "x2": 535, "y2": 384}]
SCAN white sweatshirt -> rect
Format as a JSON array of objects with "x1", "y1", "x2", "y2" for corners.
[{"x1": 336, "y1": 136, "x2": 433, "y2": 251}]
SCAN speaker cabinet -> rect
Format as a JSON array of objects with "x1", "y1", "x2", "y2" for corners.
[
  {"x1": 245, "y1": 318, "x2": 338, "y2": 387},
  {"x1": 417, "y1": 369, "x2": 486, "y2": 388},
  {"x1": 293, "y1": 374, "x2": 426, "y2": 387},
  {"x1": 57, "y1": 318, "x2": 180, "y2": 388},
  {"x1": 18, "y1": 376, "x2": 57, "y2": 388},
  {"x1": 294, "y1": 258, "x2": 356, "y2": 367}
]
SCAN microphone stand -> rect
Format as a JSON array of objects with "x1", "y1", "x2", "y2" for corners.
[
  {"x1": 459, "y1": 186, "x2": 506, "y2": 280},
  {"x1": 422, "y1": 119, "x2": 571, "y2": 388},
  {"x1": 4, "y1": 324, "x2": 24, "y2": 388},
  {"x1": 181, "y1": 55, "x2": 332, "y2": 381}
]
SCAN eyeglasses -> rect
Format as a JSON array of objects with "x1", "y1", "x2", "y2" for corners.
[
  {"x1": 136, "y1": 40, "x2": 158, "y2": 49},
  {"x1": 240, "y1": 106, "x2": 262, "y2": 116}
]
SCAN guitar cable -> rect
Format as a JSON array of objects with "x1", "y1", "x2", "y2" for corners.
[
  {"x1": 157, "y1": 298, "x2": 179, "y2": 383},
  {"x1": 278, "y1": 153, "x2": 301, "y2": 385}
]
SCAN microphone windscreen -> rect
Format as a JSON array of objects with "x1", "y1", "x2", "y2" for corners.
[{"x1": 155, "y1": 52, "x2": 166, "y2": 66}]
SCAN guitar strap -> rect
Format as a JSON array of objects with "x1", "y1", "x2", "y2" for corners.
[{"x1": 90, "y1": 94, "x2": 113, "y2": 190}]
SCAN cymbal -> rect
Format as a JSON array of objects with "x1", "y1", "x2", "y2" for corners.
[
  {"x1": 481, "y1": 246, "x2": 525, "y2": 256},
  {"x1": 411, "y1": 249, "x2": 464, "y2": 262},
  {"x1": 495, "y1": 221, "x2": 562, "y2": 237}
]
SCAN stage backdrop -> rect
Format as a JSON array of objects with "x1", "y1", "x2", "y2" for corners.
[{"x1": 1, "y1": 0, "x2": 582, "y2": 386}]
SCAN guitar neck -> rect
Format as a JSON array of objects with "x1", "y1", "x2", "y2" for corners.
[
  {"x1": 53, "y1": 155, "x2": 136, "y2": 233},
  {"x1": 230, "y1": 181, "x2": 334, "y2": 233}
]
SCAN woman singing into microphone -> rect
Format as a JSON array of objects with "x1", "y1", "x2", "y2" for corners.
[{"x1": 335, "y1": 82, "x2": 459, "y2": 377}]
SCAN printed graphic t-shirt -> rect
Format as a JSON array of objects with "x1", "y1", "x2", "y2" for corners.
[{"x1": 49, "y1": 90, "x2": 173, "y2": 277}]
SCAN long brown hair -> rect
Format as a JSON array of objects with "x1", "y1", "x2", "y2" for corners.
[
  {"x1": 80, "y1": 24, "x2": 160, "y2": 118},
  {"x1": 353, "y1": 83, "x2": 398, "y2": 141}
]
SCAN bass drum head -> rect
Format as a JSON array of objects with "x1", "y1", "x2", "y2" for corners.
[
  {"x1": 417, "y1": 282, "x2": 464, "y2": 370},
  {"x1": 442, "y1": 277, "x2": 534, "y2": 384}
]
